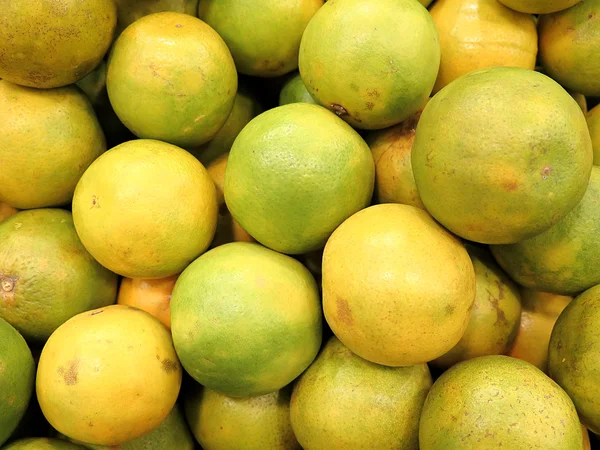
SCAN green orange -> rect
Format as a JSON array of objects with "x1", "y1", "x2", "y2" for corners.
[
  {"x1": 0, "y1": 317, "x2": 35, "y2": 447},
  {"x1": 549, "y1": 284, "x2": 600, "y2": 434},
  {"x1": 0, "y1": 0, "x2": 116, "y2": 88},
  {"x1": 412, "y1": 67, "x2": 593, "y2": 244},
  {"x1": 299, "y1": 0, "x2": 440, "y2": 129},
  {"x1": 198, "y1": 0, "x2": 323, "y2": 77},
  {"x1": 539, "y1": 0, "x2": 600, "y2": 96},
  {"x1": 279, "y1": 73, "x2": 317, "y2": 106},
  {"x1": 420, "y1": 355, "x2": 584, "y2": 449},
  {"x1": 171, "y1": 242, "x2": 322, "y2": 397},
  {"x1": 114, "y1": 0, "x2": 199, "y2": 36},
  {"x1": 0, "y1": 209, "x2": 117, "y2": 342},
  {"x1": 107, "y1": 12, "x2": 237, "y2": 148},
  {"x1": 491, "y1": 166, "x2": 600, "y2": 295},
  {"x1": 72, "y1": 139, "x2": 218, "y2": 279},
  {"x1": 291, "y1": 337, "x2": 432, "y2": 449},
  {"x1": 224, "y1": 103, "x2": 374, "y2": 255},
  {"x1": 185, "y1": 384, "x2": 299, "y2": 450},
  {"x1": 0, "y1": 81, "x2": 106, "y2": 209}
]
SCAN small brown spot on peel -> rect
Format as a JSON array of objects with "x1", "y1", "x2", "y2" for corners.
[
  {"x1": 336, "y1": 297, "x2": 354, "y2": 326},
  {"x1": 60, "y1": 359, "x2": 79, "y2": 386},
  {"x1": 161, "y1": 358, "x2": 179, "y2": 373}
]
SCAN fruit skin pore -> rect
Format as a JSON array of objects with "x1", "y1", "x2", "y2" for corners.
[
  {"x1": 412, "y1": 66, "x2": 593, "y2": 245},
  {"x1": 322, "y1": 203, "x2": 476, "y2": 367},
  {"x1": 299, "y1": 0, "x2": 440, "y2": 129},
  {"x1": 0, "y1": 0, "x2": 117, "y2": 89},
  {"x1": 291, "y1": 336, "x2": 432, "y2": 450},
  {"x1": 107, "y1": 12, "x2": 238, "y2": 148}
]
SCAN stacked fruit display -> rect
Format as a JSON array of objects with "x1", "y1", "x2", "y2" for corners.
[{"x1": 1, "y1": 0, "x2": 600, "y2": 449}]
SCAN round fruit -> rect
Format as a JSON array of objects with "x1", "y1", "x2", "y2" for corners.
[
  {"x1": 72, "y1": 139, "x2": 218, "y2": 279},
  {"x1": 185, "y1": 384, "x2": 299, "y2": 450},
  {"x1": 279, "y1": 73, "x2": 317, "y2": 106},
  {"x1": 322, "y1": 204, "x2": 476, "y2": 367},
  {"x1": 107, "y1": 12, "x2": 237, "y2": 148},
  {"x1": 490, "y1": 166, "x2": 600, "y2": 295},
  {"x1": 507, "y1": 288, "x2": 572, "y2": 372},
  {"x1": 539, "y1": 0, "x2": 600, "y2": 96},
  {"x1": 2, "y1": 438, "x2": 86, "y2": 450},
  {"x1": 366, "y1": 107, "x2": 426, "y2": 208},
  {"x1": 225, "y1": 103, "x2": 374, "y2": 255},
  {"x1": 62, "y1": 405, "x2": 195, "y2": 450},
  {"x1": 420, "y1": 355, "x2": 584, "y2": 449},
  {"x1": 587, "y1": 104, "x2": 600, "y2": 165},
  {"x1": 206, "y1": 154, "x2": 254, "y2": 247},
  {"x1": 0, "y1": 209, "x2": 118, "y2": 342},
  {"x1": 432, "y1": 245, "x2": 521, "y2": 368},
  {"x1": 549, "y1": 284, "x2": 600, "y2": 433},
  {"x1": 191, "y1": 88, "x2": 263, "y2": 165},
  {"x1": 291, "y1": 336, "x2": 432, "y2": 449},
  {"x1": 299, "y1": 0, "x2": 440, "y2": 129},
  {"x1": 171, "y1": 242, "x2": 322, "y2": 397},
  {"x1": 37, "y1": 305, "x2": 182, "y2": 446},
  {"x1": 0, "y1": 318, "x2": 35, "y2": 447},
  {"x1": 114, "y1": 0, "x2": 199, "y2": 36},
  {"x1": 430, "y1": 0, "x2": 537, "y2": 93},
  {"x1": 198, "y1": 0, "x2": 322, "y2": 77},
  {"x1": 0, "y1": 203, "x2": 18, "y2": 223},
  {"x1": 498, "y1": 0, "x2": 581, "y2": 13},
  {"x1": 0, "y1": 0, "x2": 116, "y2": 88},
  {"x1": 0, "y1": 81, "x2": 106, "y2": 209},
  {"x1": 412, "y1": 66, "x2": 593, "y2": 244},
  {"x1": 117, "y1": 275, "x2": 179, "y2": 330}
]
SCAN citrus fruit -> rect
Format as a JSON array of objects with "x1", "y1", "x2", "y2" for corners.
[
  {"x1": 583, "y1": 425, "x2": 591, "y2": 450},
  {"x1": 36, "y1": 305, "x2": 182, "y2": 446},
  {"x1": 0, "y1": 0, "x2": 116, "y2": 88},
  {"x1": 548, "y1": 284, "x2": 600, "y2": 434},
  {"x1": 198, "y1": 0, "x2": 322, "y2": 77},
  {"x1": 107, "y1": 12, "x2": 237, "y2": 148},
  {"x1": 279, "y1": 73, "x2": 317, "y2": 106},
  {"x1": 0, "y1": 81, "x2": 106, "y2": 209},
  {"x1": 430, "y1": 0, "x2": 537, "y2": 93},
  {"x1": 587, "y1": 104, "x2": 600, "y2": 164},
  {"x1": 0, "y1": 203, "x2": 18, "y2": 223},
  {"x1": 420, "y1": 355, "x2": 584, "y2": 449},
  {"x1": 290, "y1": 336, "x2": 432, "y2": 449},
  {"x1": 117, "y1": 275, "x2": 179, "y2": 330},
  {"x1": 72, "y1": 139, "x2": 218, "y2": 279},
  {"x1": 191, "y1": 88, "x2": 263, "y2": 165},
  {"x1": 572, "y1": 91, "x2": 588, "y2": 113},
  {"x1": 299, "y1": 0, "x2": 440, "y2": 129},
  {"x1": 206, "y1": 154, "x2": 254, "y2": 247},
  {"x1": 412, "y1": 66, "x2": 593, "y2": 244},
  {"x1": 185, "y1": 383, "x2": 299, "y2": 450},
  {"x1": 498, "y1": 0, "x2": 581, "y2": 13},
  {"x1": 421, "y1": 0, "x2": 434, "y2": 5},
  {"x1": 2, "y1": 439, "x2": 86, "y2": 450},
  {"x1": 224, "y1": 103, "x2": 374, "y2": 255},
  {"x1": 0, "y1": 317, "x2": 35, "y2": 447},
  {"x1": 432, "y1": 245, "x2": 521, "y2": 368},
  {"x1": 366, "y1": 107, "x2": 426, "y2": 208},
  {"x1": 114, "y1": 0, "x2": 199, "y2": 36},
  {"x1": 539, "y1": 0, "x2": 600, "y2": 96},
  {"x1": 490, "y1": 166, "x2": 600, "y2": 295},
  {"x1": 322, "y1": 204, "x2": 476, "y2": 367},
  {"x1": 171, "y1": 242, "x2": 322, "y2": 397},
  {"x1": 61, "y1": 404, "x2": 195, "y2": 450},
  {"x1": 507, "y1": 288, "x2": 572, "y2": 372},
  {"x1": 0, "y1": 209, "x2": 117, "y2": 342}
]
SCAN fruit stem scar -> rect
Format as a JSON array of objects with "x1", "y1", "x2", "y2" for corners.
[
  {"x1": 331, "y1": 104, "x2": 348, "y2": 116},
  {"x1": 1, "y1": 278, "x2": 14, "y2": 292}
]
